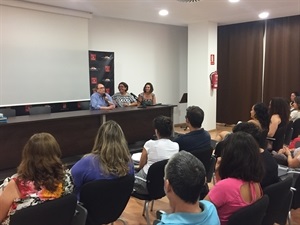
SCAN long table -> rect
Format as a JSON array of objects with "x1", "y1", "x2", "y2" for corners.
[{"x1": 0, "y1": 105, "x2": 175, "y2": 172}]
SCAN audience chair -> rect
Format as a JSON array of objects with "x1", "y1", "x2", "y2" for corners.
[
  {"x1": 71, "y1": 203, "x2": 88, "y2": 225},
  {"x1": 132, "y1": 159, "x2": 168, "y2": 225},
  {"x1": 292, "y1": 118, "x2": 300, "y2": 140},
  {"x1": 227, "y1": 195, "x2": 269, "y2": 225},
  {"x1": 207, "y1": 155, "x2": 217, "y2": 184},
  {"x1": 80, "y1": 174, "x2": 134, "y2": 225},
  {"x1": 284, "y1": 121, "x2": 294, "y2": 146},
  {"x1": 262, "y1": 176, "x2": 293, "y2": 225},
  {"x1": 29, "y1": 106, "x2": 51, "y2": 115},
  {"x1": 190, "y1": 146, "x2": 213, "y2": 176},
  {"x1": 10, "y1": 194, "x2": 77, "y2": 225},
  {"x1": 0, "y1": 108, "x2": 16, "y2": 117}
]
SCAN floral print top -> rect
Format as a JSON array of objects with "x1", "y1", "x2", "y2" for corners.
[{"x1": 0, "y1": 170, "x2": 74, "y2": 225}]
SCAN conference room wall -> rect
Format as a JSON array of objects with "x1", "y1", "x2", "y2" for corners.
[{"x1": 88, "y1": 16, "x2": 188, "y2": 124}]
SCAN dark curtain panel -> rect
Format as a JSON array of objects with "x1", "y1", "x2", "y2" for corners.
[
  {"x1": 263, "y1": 15, "x2": 300, "y2": 103},
  {"x1": 217, "y1": 21, "x2": 265, "y2": 124}
]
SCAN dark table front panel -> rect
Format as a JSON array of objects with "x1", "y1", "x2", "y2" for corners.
[{"x1": 0, "y1": 105, "x2": 175, "y2": 172}]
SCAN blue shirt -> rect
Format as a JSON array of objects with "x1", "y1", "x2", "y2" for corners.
[
  {"x1": 90, "y1": 92, "x2": 114, "y2": 110},
  {"x1": 174, "y1": 128, "x2": 211, "y2": 152},
  {"x1": 158, "y1": 200, "x2": 220, "y2": 225},
  {"x1": 71, "y1": 154, "x2": 134, "y2": 199}
]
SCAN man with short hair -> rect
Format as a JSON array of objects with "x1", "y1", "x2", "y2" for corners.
[
  {"x1": 157, "y1": 151, "x2": 220, "y2": 225},
  {"x1": 90, "y1": 83, "x2": 115, "y2": 110},
  {"x1": 174, "y1": 106, "x2": 211, "y2": 152}
]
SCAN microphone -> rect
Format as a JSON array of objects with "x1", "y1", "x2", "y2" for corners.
[
  {"x1": 102, "y1": 93, "x2": 109, "y2": 106},
  {"x1": 130, "y1": 92, "x2": 138, "y2": 100}
]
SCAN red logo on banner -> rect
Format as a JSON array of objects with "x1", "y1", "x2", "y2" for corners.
[
  {"x1": 105, "y1": 66, "x2": 110, "y2": 72},
  {"x1": 91, "y1": 77, "x2": 97, "y2": 84},
  {"x1": 25, "y1": 105, "x2": 31, "y2": 112},
  {"x1": 106, "y1": 88, "x2": 110, "y2": 94},
  {"x1": 90, "y1": 54, "x2": 96, "y2": 61}
]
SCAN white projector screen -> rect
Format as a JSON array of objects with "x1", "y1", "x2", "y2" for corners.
[{"x1": 0, "y1": 3, "x2": 90, "y2": 107}]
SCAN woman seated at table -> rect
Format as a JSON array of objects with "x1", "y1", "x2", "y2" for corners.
[
  {"x1": 71, "y1": 120, "x2": 134, "y2": 199},
  {"x1": 205, "y1": 132, "x2": 264, "y2": 225},
  {"x1": 0, "y1": 133, "x2": 74, "y2": 224},
  {"x1": 138, "y1": 82, "x2": 157, "y2": 106},
  {"x1": 134, "y1": 116, "x2": 179, "y2": 194},
  {"x1": 112, "y1": 82, "x2": 137, "y2": 107}
]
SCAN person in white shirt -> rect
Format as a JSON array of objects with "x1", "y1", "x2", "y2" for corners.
[{"x1": 134, "y1": 115, "x2": 179, "y2": 194}]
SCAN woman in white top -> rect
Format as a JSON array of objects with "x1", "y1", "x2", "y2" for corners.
[
  {"x1": 290, "y1": 96, "x2": 300, "y2": 122},
  {"x1": 134, "y1": 116, "x2": 179, "y2": 194}
]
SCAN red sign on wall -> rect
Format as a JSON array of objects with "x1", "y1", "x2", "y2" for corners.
[{"x1": 210, "y1": 54, "x2": 215, "y2": 65}]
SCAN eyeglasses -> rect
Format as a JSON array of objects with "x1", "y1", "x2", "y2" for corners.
[{"x1": 98, "y1": 87, "x2": 105, "y2": 89}]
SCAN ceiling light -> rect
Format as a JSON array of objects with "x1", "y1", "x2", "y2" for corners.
[
  {"x1": 228, "y1": 0, "x2": 240, "y2": 3},
  {"x1": 177, "y1": 0, "x2": 202, "y2": 3},
  {"x1": 159, "y1": 9, "x2": 169, "y2": 16},
  {"x1": 259, "y1": 12, "x2": 269, "y2": 19}
]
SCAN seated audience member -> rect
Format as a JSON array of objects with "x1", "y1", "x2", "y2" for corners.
[
  {"x1": 0, "y1": 133, "x2": 74, "y2": 224},
  {"x1": 138, "y1": 82, "x2": 156, "y2": 106},
  {"x1": 278, "y1": 146, "x2": 300, "y2": 168},
  {"x1": 157, "y1": 151, "x2": 220, "y2": 225},
  {"x1": 134, "y1": 116, "x2": 179, "y2": 195},
  {"x1": 290, "y1": 91, "x2": 299, "y2": 111},
  {"x1": 232, "y1": 122, "x2": 279, "y2": 188},
  {"x1": 268, "y1": 98, "x2": 290, "y2": 151},
  {"x1": 112, "y1": 82, "x2": 137, "y2": 107},
  {"x1": 205, "y1": 132, "x2": 264, "y2": 225},
  {"x1": 290, "y1": 96, "x2": 300, "y2": 122},
  {"x1": 174, "y1": 106, "x2": 211, "y2": 152},
  {"x1": 215, "y1": 103, "x2": 269, "y2": 142},
  {"x1": 90, "y1": 83, "x2": 115, "y2": 110},
  {"x1": 71, "y1": 120, "x2": 134, "y2": 198}
]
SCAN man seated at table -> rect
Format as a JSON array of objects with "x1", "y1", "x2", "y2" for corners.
[
  {"x1": 157, "y1": 151, "x2": 220, "y2": 225},
  {"x1": 90, "y1": 83, "x2": 115, "y2": 110},
  {"x1": 174, "y1": 106, "x2": 211, "y2": 152}
]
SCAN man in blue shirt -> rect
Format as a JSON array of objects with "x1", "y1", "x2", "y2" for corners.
[
  {"x1": 174, "y1": 106, "x2": 211, "y2": 152},
  {"x1": 157, "y1": 151, "x2": 220, "y2": 225},
  {"x1": 90, "y1": 83, "x2": 115, "y2": 110}
]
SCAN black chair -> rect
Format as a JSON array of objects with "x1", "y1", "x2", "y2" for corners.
[
  {"x1": 29, "y1": 106, "x2": 51, "y2": 115},
  {"x1": 71, "y1": 203, "x2": 88, "y2": 225},
  {"x1": 0, "y1": 108, "x2": 16, "y2": 117},
  {"x1": 190, "y1": 146, "x2": 213, "y2": 176},
  {"x1": 292, "y1": 118, "x2": 300, "y2": 140},
  {"x1": 227, "y1": 195, "x2": 269, "y2": 225},
  {"x1": 207, "y1": 155, "x2": 217, "y2": 184},
  {"x1": 262, "y1": 176, "x2": 293, "y2": 225},
  {"x1": 10, "y1": 194, "x2": 77, "y2": 225},
  {"x1": 80, "y1": 175, "x2": 134, "y2": 225},
  {"x1": 132, "y1": 159, "x2": 168, "y2": 225}
]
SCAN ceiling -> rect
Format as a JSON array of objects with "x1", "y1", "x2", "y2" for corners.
[{"x1": 20, "y1": 0, "x2": 300, "y2": 26}]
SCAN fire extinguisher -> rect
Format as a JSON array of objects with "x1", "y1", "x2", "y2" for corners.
[{"x1": 210, "y1": 71, "x2": 218, "y2": 89}]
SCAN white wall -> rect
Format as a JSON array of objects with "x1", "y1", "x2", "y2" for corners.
[{"x1": 88, "y1": 16, "x2": 188, "y2": 124}]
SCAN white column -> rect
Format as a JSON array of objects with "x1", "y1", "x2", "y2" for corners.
[{"x1": 188, "y1": 22, "x2": 218, "y2": 131}]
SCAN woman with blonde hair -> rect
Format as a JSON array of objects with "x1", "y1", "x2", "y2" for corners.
[
  {"x1": 71, "y1": 120, "x2": 134, "y2": 198},
  {"x1": 0, "y1": 133, "x2": 73, "y2": 225}
]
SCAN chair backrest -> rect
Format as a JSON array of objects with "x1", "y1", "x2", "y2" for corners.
[
  {"x1": 263, "y1": 176, "x2": 293, "y2": 225},
  {"x1": 227, "y1": 195, "x2": 269, "y2": 225},
  {"x1": 10, "y1": 194, "x2": 77, "y2": 225},
  {"x1": 71, "y1": 203, "x2": 88, "y2": 225},
  {"x1": 146, "y1": 159, "x2": 169, "y2": 200},
  {"x1": 190, "y1": 146, "x2": 213, "y2": 175},
  {"x1": 292, "y1": 174, "x2": 300, "y2": 210},
  {"x1": 80, "y1": 174, "x2": 134, "y2": 225},
  {"x1": 206, "y1": 155, "x2": 217, "y2": 183},
  {"x1": 292, "y1": 118, "x2": 300, "y2": 140},
  {"x1": 0, "y1": 108, "x2": 16, "y2": 117},
  {"x1": 29, "y1": 106, "x2": 51, "y2": 115},
  {"x1": 284, "y1": 121, "x2": 294, "y2": 146}
]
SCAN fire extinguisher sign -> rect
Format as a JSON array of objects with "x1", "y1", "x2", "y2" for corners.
[{"x1": 210, "y1": 54, "x2": 215, "y2": 65}]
